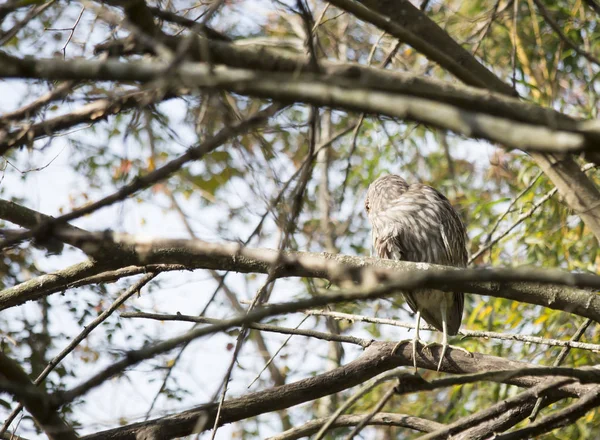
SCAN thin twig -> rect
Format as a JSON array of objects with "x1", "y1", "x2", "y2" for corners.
[
  {"x1": 532, "y1": 0, "x2": 600, "y2": 66},
  {"x1": 529, "y1": 318, "x2": 593, "y2": 420},
  {"x1": 314, "y1": 368, "x2": 406, "y2": 440},
  {"x1": 247, "y1": 316, "x2": 310, "y2": 389},
  {"x1": 343, "y1": 384, "x2": 397, "y2": 439},
  {"x1": 482, "y1": 170, "x2": 543, "y2": 247},
  {"x1": 208, "y1": 105, "x2": 318, "y2": 438},
  {"x1": 306, "y1": 310, "x2": 600, "y2": 352},
  {"x1": 469, "y1": 163, "x2": 599, "y2": 264},
  {"x1": 511, "y1": 0, "x2": 519, "y2": 88}
]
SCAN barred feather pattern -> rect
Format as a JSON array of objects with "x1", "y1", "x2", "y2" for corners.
[{"x1": 365, "y1": 174, "x2": 468, "y2": 335}]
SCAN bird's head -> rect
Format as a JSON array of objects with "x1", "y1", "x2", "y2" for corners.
[{"x1": 365, "y1": 174, "x2": 409, "y2": 215}]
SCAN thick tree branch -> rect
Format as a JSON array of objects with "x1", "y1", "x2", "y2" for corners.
[
  {"x1": 15, "y1": 232, "x2": 600, "y2": 321},
  {"x1": 453, "y1": 398, "x2": 555, "y2": 439},
  {"x1": 91, "y1": 35, "x2": 578, "y2": 130},
  {"x1": 0, "y1": 198, "x2": 115, "y2": 254},
  {"x1": 327, "y1": 0, "x2": 516, "y2": 95},
  {"x1": 1, "y1": 55, "x2": 598, "y2": 154},
  {"x1": 78, "y1": 342, "x2": 596, "y2": 440},
  {"x1": 3, "y1": 234, "x2": 600, "y2": 322}
]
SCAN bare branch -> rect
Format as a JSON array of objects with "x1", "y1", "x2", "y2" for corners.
[
  {"x1": 326, "y1": 0, "x2": 514, "y2": 94},
  {"x1": 0, "y1": 81, "x2": 76, "y2": 122},
  {"x1": 494, "y1": 387, "x2": 600, "y2": 439},
  {"x1": 120, "y1": 311, "x2": 371, "y2": 347},
  {"x1": 267, "y1": 412, "x2": 443, "y2": 440},
  {"x1": 0, "y1": 86, "x2": 177, "y2": 153},
  {"x1": 343, "y1": 384, "x2": 396, "y2": 439},
  {"x1": 0, "y1": 352, "x2": 78, "y2": 440},
  {"x1": 307, "y1": 310, "x2": 600, "y2": 352},
  {"x1": 417, "y1": 378, "x2": 575, "y2": 440},
  {"x1": 0, "y1": 261, "x2": 184, "y2": 311},
  {"x1": 1, "y1": 55, "x2": 598, "y2": 154},
  {"x1": 0, "y1": 274, "x2": 157, "y2": 437},
  {"x1": 78, "y1": 342, "x2": 596, "y2": 440},
  {"x1": 13, "y1": 231, "x2": 600, "y2": 320}
]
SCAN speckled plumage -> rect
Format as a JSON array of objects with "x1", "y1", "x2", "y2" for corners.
[{"x1": 365, "y1": 174, "x2": 468, "y2": 369}]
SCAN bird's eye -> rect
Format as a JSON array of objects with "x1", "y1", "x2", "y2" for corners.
[{"x1": 365, "y1": 199, "x2": 370, "y2": 212}]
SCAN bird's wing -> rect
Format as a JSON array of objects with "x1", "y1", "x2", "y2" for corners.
[
  {"x1": 437, "y1": 193, "x2": 468, "y2": 268},
  {"x1": 370, "y1": 212, "x2": 406, "y2": 261},
  {"x1": 435, "y1": 188, "x2": 467, "y2": 334}
]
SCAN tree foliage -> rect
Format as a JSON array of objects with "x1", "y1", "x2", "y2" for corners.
[{"x1": 0, "y1": 0, "x2": 599, "y2": 438}]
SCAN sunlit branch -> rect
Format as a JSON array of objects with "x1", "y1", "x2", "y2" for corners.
[
  {"x1": 267, "y1": 412, "x2": 443, "y2": 440},
  {"x1": 306, "y1": 310, "x2": 600, "y2": 352},
  {"x1": 120, "y1": 311, "x2": 371, "y2": 347},
  {"x1": 1, "y1": 55, "x2": 598, "y2": 155},
  {"x1": 25, "y1": 231, "x2": 600, "y2": 321}
]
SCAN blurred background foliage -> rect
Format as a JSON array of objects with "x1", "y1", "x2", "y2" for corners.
[{"x1": 0, "y1": 0, "x2": 599, "y2": 438}]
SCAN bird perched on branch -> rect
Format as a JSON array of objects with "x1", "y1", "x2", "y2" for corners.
[{"x1": 365, "y1": 174, "x2": 468, "y2": 372}]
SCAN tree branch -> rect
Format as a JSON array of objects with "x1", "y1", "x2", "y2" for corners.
[
  {"x1": 417, "y1": 378, "x2": 575, "y2": 440},
  {"x1": 0, "y1": 87, "x2": 179, "y2": 153},
  {"x1": 0, "y1": 261, "x2": 184, "y2": 312},
  {"x1": 493, "y1": 387, "x2": 600, "y2": 439},
  {"x1": 1, "y1": 55, "x2": 598, "y2": 154},
  {"x1": 0, "y1": 352, "x2": 78, "y2": 440},
  {"x1": 77, "y1": 342, "x2": 596, "y2": 440},
  {"x1": 14, "y1": 231, "x2": 600, "y2": 321},
  {"x1": 120, "y1": 311, "x2": 371, "y2": 347},
  {"x1": 0, "y1": 103, "x2": 282, "y2": 252},
  {"x1": 306, "y1": 310, "x2": 600, "y2": 352},
  {"x1": 266, "y1": 412, "x2": 443, "y2": 440}
]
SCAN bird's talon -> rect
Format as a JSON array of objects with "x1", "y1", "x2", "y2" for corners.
[
  {"x1": 422, "y1": 342, "x2": 437, "y2": 354},
  {"x1": 391, "y1": 340, "x2": 406, "y2": 355},
  {"x1": 452, "y1": 345, "x2": 472, "y2": 357}
]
